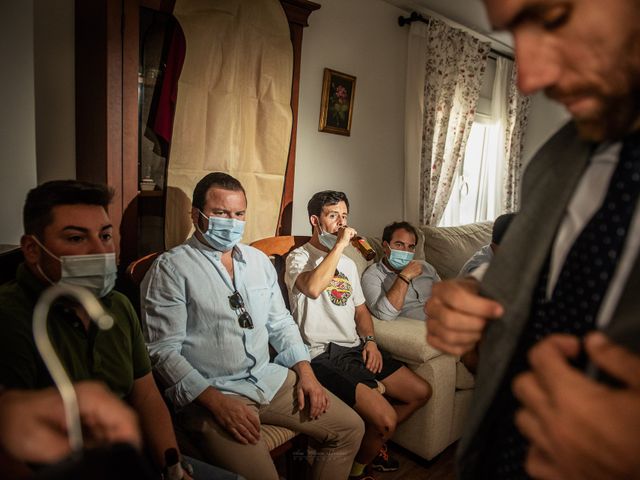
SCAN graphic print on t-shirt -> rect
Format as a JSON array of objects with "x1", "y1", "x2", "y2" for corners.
[{"x1": 326, "y1": 270, "x2": 352, "y2": 306}]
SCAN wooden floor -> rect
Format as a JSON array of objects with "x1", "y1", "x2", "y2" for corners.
[
  {"x1": 374, "y1": 442, "x2": 457, "y2": 480},
  {"x1": 276, "y1": 441, "x2": 457, "y2": 480}
]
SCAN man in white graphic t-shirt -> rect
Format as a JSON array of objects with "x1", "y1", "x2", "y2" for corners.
[{"x1": 285, "y1": 190, "x2": 431, "y2": 478}]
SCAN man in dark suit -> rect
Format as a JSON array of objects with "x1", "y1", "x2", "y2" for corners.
[{"x1": 426, "y1": 0, "x2": 640, "y2": 479}]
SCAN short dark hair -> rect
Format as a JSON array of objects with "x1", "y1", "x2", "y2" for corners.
[
  {"x1": 192, "y1": 172, "x2": 246, "y2": 211},
  {"x1": 307, "y1": 191, "x2": 350, "y2": 218},
  {"x1": 382, "y1": 221, "x2": 418, "y2": 245},
  {"x1": 23, "y1": 180, "x2": 113, "y2": 237},
  {"x1": 492, "y1": 213, "x2": 516, "y2": 244}
]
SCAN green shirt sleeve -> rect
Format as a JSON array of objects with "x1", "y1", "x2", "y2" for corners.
[
  {"x1": 0, "y1": 284, "x2": 44, "y2": 389},
  {"x1": 119, "y1": 294, "x2": 152, "y2": 379}
]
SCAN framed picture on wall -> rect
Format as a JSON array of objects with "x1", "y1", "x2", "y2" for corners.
[{"x1": 318, "y1": 68, "x2": 356, "y2": 136}]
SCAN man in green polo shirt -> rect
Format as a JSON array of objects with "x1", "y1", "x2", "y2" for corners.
[{"x1": 0, "y1": 180, "x2": 239, "y2": 479}]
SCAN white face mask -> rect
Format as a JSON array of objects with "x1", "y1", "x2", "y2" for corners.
[
  {"x1": 313, "y1": 216, "x2": 338, "y2": 250},
  {"x1": 32, "y1": 236, "x2": 117, "y2": 298},
  {"x1": 318, "y1": 226, "x2": 338, "y2": 250}
]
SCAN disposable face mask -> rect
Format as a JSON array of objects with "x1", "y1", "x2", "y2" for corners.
[
  {"x1": 198, "y1": 211, "x2": 245, "y2": 251},
  {"x1": 315, "y1": 219, "x2": 338, "y2": 250},
  {"x1": 32, "y1": 236, "x2": 117, "y2": 298},
  {"x1": 387, "y1": 248, "x2": 414, "y2": 270}
]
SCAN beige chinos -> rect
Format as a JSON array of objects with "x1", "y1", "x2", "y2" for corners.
[{"x1": 177, "y1": 370, "x2": 365, "y2": 480}]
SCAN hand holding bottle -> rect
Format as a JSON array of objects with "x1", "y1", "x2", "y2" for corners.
[{"x1": 335, "y1": 226, "x2": 357, "y2": 249}]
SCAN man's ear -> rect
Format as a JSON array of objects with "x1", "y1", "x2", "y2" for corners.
[
  {"x1": 382, "y1": 241, "x2": 391, "y2": 255},
  {"x1": 21, "y1": 234, "x2": 41, "y2": 265},
  {"x1": 190, "y1": 208, "x2": 201, "y2": 228}
]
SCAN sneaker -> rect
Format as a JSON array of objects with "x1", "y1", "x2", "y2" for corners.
[{"x1": 370, "y1": 444, "x2": 400, "y2": 472}]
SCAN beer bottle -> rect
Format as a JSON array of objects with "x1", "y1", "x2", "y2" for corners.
[{"x1": 352, "y1": 236, "x2": 376, "y2": 261}]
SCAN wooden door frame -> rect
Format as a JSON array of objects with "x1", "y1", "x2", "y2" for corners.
[{"x1": 277, "y1": 0, "x2": 321, "y2": 235}]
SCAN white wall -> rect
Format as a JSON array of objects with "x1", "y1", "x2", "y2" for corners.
[
  {"x1": 0, "y1": 0, "x2": 75, "y2": 245},
  {"x1": 293, "y1": 0, "x2": 408, "y2": 236},
  {"x1": 392, "y1": 0, "x2": 494, "y2": 36},
  {"x1": 0, "y1": 1, "x2": 38, "y2": 245},
  {"x1": 34, "y1": 0, "x2": 76, "y2": 182},
  {"x1": 522, "y1": 92, "x2": 570, "y2": 166},
  {"x1": 383, "y1": 0, "x2": 514, "y2": 55}
]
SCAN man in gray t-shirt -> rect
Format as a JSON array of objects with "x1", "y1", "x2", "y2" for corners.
[{"x1": 362, "y1": 222, "x2": 440, "y2": 321}]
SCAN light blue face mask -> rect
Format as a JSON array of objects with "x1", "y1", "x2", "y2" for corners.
[
  {"x1": 316, "y1": 222, "x2": 338, "y2": 250},
  {"x1": 387, "y1": 248, "x2": 414, "y2": 270},
  {"x1": 198, "y1": 211, "x2": 245, "y2": 251},
  {"x1": 32, "y1": 236, "x2": 117, "y2": 298}
]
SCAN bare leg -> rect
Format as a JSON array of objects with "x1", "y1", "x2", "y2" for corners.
[
  {"x1": 352, "y1": 384, "x2": 397, "y2": 465},
  {"x1": 381, "y1": 365, "x2": 431, "y2": 423}
]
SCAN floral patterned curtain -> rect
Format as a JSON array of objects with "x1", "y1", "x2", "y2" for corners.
[
  {"x1": 503, "y1": 63, "x2": 531, "y2": 212},
  {"x1": 419, "y1": 18, "x2": 490, "y2": 225}
]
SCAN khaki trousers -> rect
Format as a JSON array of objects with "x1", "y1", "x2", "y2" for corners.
[{"x1": 177, "y1": 371, "x2": 365, "y2": 480}]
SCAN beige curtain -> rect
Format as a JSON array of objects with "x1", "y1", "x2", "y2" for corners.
[
  {"x1": 419, "y1": 18, "x2": 490, "y2": 226},
  {"x1": 165, "y1": 0, "x2": 293, "y2": 249},
  {"x1": 503, "y1": 63, "x2": 531, "y2": 212}
]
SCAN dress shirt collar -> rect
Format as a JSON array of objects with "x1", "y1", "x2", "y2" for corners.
[
  {"x1": 591, "y1": 141, "x2": 621, "y2": 164},
  {"x1": 379, "y1": 257, "x2": 397, "y2": 274}
]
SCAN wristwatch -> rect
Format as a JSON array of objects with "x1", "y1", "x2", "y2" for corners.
[{"x1": 361, "y1": 335, "x2": 376, "y2": 345}]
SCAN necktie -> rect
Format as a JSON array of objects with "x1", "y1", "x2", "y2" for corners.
[{"x1": 483, "y1": 133, "x2": 640, "y2": 479}]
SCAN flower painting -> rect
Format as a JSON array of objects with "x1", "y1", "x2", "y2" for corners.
[{"x1": 318, "y1": 68, "x2": 356, "y2": 136}]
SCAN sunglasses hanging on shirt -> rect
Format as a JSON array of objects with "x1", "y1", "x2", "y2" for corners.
[{"x1": 228, "y1": 290, "x2": 254, "y2": 329}]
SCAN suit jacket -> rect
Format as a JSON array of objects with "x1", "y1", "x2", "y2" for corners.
[{"x1": 457, "y1": 122, "x2": 640, "y2": 478}]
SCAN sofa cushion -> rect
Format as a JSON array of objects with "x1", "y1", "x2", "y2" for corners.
[
  {"x1": 455, "y1": 361, "x2": 475, "y2": 390},
  {"x1": 372, "y1": 317, "x2": 443, "y2": 363},
  {"x1": 420, "y1": 222, "x2": 492, "y2": 279}
]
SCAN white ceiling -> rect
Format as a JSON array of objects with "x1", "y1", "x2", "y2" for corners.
[{"x1": 381, "y1": 0, "x2": 514, "y2": 55}]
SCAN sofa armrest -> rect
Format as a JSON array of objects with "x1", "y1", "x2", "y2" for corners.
[{"x1": 372, "y1": 316, "x2": 444, "y2": 363}]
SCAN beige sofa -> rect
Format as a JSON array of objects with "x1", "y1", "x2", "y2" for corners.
[{"x1": 343, "y1": 221, "x2": 492, "y2": 460}]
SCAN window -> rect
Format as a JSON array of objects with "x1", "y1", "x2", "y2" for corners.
[
  {"x1": 440, "y1": 57, "x2": 507, "y2": 227},
  {"x1": 439, "y1": 119, "x2": 503, "y2": 226}
]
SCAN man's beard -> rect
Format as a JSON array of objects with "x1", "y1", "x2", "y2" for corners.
[
  {"x1": 547, "y1": 38, "x2": 640, "y2": 142},
  {"x1": 573, "y1": 89, "x2": 640, "y2": 141}
]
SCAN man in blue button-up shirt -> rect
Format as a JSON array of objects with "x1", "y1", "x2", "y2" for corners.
[{"x1": 141, "y1": 173, "x2": 364, "y2": 480}]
